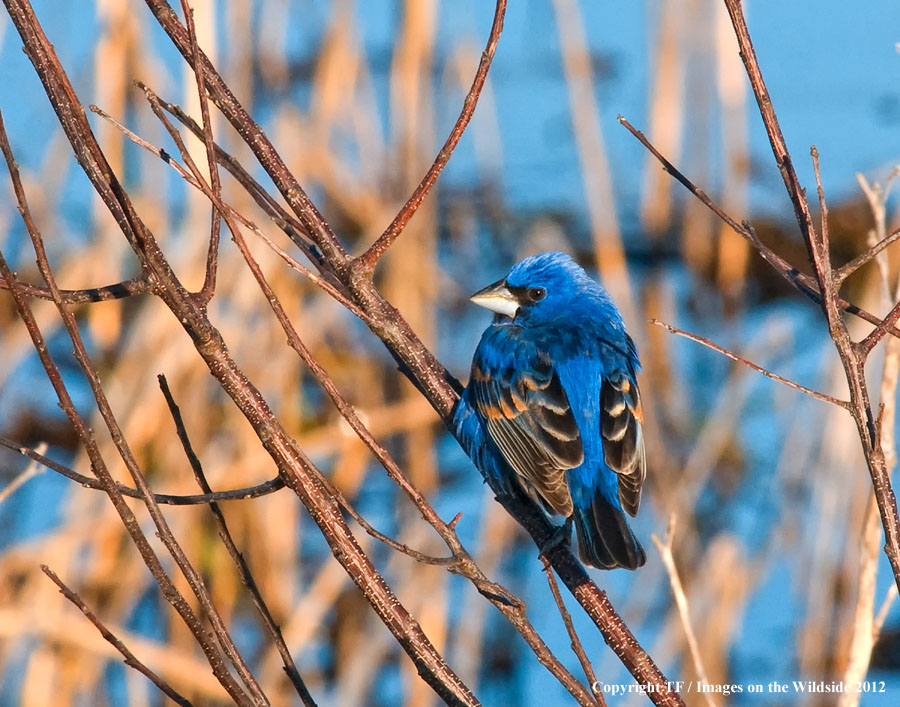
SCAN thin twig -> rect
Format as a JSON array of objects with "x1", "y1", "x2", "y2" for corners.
[
  {"x1": 0, "y1": 275, "x2": 150, "y2": 302},
  {"x1": 42, "y1": 566, "x2": 193, "y2": 707},
  {"x1": 0, "y1": 100, "x2": 250, "y2": 704},
  {"x1": 143, "y1": 0, "x2": 347, "y2": 265},
  {"x1": 617, "y1": 115, "x2": 900, "y2": 342},
  {"x1": 180, "y1": 0, "x2": 221, "y2": 303},
  {"x1": 90, "y1": 102, "x2": 367, "y2": 321},
  {"x1": 0, "y1": 443, "x2": 46, "y2": 505},
  {"x1": 835, "y1": 225, "x2": 900, "y2": 284},
  {"x1": 146, "y1": 92, "x2": 322, "y2": 262},
  {"x1": 542, "y1": 562, "x2": 604, "y2": 707},
  {"x1": 354, "y1": 0, "x2": 507, "y2": 273},
  {"x1": 650, "y1": 319, "x2": 850, "y2": 409},
  {"x1": 0, "y1": 435, "x2": 285, "y2": 504},
  {"x1": 158, "y1": 376, "x2": 315, "y2": 706}
]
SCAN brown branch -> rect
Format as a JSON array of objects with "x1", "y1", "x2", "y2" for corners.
[
  {"x1": 836, "y1": 226, "x2": 900, "y2": 284},
  {"x1": 143, "y1": 0, "x2": 347, "y2": 265},
  {"x1": 617, "y1": 115, "x2": 900, "y2": 342},
  {"x1": 354, "y1": 0, "x2": 507, "y2": 273},
  {"x1": 3, "y1": 117, "x2": 269, "y2": 707},
  {"x1": 158, "y1": 375, "x2": 315, "y2": 706},
  {"x1": 650, "y1": 319, "x2": 850, "y2": 409},
  {"x1": 0, "y1": 100, "x2": 251, "y2": 704},
  {"x1": 722, "y1": 0, "x2": 818, "y2": 258},
  {"x1": 723, "y1": 0, "x2": 900, "y2": 594},
  {"x1": 0, "y1": 275, "x2": 150, "y2": 302},
  {"x1": 859, "y1": 299, "x2": 900, "y2": 357},
  {"x1": 145, "y1": 93, "x2": 322, "y2": 261},
  {"x1": 0, "y1": 434, "x2": 285, "y2": 504},
  {"x1": 90, "y1": 101, "x2": 367, "y2": 321},
  {"x1": 542, "y1": 562, "x2": 604, "y2": 707},
  {"x1": 41, "y1": 565, "x2": 193, "y2": 707},
  {"x1": 179, "y1": 0, "x2": 221, "y2": 303}
]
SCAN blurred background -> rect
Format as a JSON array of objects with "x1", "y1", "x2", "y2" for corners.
[{"x1": 1, "y1": 0, "x2": 900, "y2": 704}]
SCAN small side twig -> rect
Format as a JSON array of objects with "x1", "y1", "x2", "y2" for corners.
[
  {"x1": 41, "y1": 565, "x2": 192, "y2": 707},
  {"x1": 542, "y1": 561, "x2": 604, "y2": 707},
  {"x1": 0, "y1": 435, "x2": 285, "y2": 505},
  {"x1": 0, "y1": 275, "x2": 150, "y2": 302},
  {"x1": 158, "y1": 375, "x2": 315, "y2": 706},
  {"x1": 90, "y1": 101, "x2": 367, "y2": 321},
  {"x1": 650, "y1": 319, "x2": 850, "y2": 409},
  {"x1": 617, "y1": 115, "x2": 900, "y2": 343},
  {"x1": 354, "y1": 0, "x2": 507, "y2": 273},
  {"x1": 0, "y1": 443, "x2": 47, "y2": 504},
  {"x1": 180, "y1": 0, "x2": 221, "y2": 303}
]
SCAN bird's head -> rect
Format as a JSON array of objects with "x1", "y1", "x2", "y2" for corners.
[{"x1": 469, "y1": 251, "x2": 592, "y2": 324}]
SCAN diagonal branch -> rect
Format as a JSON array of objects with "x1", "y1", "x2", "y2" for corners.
[
  {"x1": 179, "y1": 0, "x2": 221, "y2": 303},
  {"x1": 354, "y1": 0, "x2": 507, "y2": 274},
  {"x1": 651, "y1": 319, "x2": 850, "y2": 409},
  {"x1": 143, "y1": 0, "x2": 347, "y2": 265},
  {"x1": 617, "y1": 115, "x2": 900, "y2": 342},
  {"x1": 158, "y1": 375, "x2": 315, "y2": 706},
  {"x1": 0, "y1": 103, "x2": 252, "y2": 704},
  {"x1": 42, "y1": 565, "x2": 192, "y2": 707}
]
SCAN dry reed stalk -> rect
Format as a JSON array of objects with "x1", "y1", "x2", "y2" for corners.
[
  {"x1": 640, "y1": 0, "x2": 685, "y2": 236},
  {"x1": 651, "y1": 516, "x2": 716, "y2": 707},
  {"x1": 679, "y1": 0, "x2": 716, "y2": 276},
  {"x1": 712, "y1": 0, "x2": 749, "y2": 299},
  {"x1": 550, "y1": 0, "x2": 633, "y2": 322}
]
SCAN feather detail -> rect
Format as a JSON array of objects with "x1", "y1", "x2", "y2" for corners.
[
  {"x1": 601, "y1": 368, "x2": 646, "y2": 516},
  {"x1": 470, "y1": 344, "x2": 582, "y2": 517}
]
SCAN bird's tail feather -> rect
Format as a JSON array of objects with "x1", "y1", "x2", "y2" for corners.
[{"x1": 574, "y1": 495, "x2": 645, "y2": 570}]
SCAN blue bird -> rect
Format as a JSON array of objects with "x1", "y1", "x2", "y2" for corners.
[{"x1": 453, "y1": 251, "x2": 646, "y2": 569}]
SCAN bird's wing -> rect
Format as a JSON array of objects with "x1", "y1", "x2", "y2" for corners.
[
  {"x1": 600, "y1": 363, "x2": 646, "y2": 516},
  {"x1": 470, "y1": 340, "x2": 582, "y2": 517}
]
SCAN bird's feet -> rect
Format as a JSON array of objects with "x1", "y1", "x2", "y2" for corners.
[{"x1": 538, "y1": 516, "x2": 573, "y2": 558}]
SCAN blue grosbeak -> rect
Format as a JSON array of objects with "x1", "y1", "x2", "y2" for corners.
[{"x1": 454, "y1": 251, "x2": 646, "y2": 569}]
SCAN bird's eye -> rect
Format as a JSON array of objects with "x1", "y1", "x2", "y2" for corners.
[{"x1": 527, "y1": 287, "x2": 546, "y2": 302}]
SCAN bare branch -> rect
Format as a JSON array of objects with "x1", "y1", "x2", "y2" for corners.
[
  {"x1": 158, "y1": 375, "x2": 315, "y2": 706},
  {"x1": 143, "y1": 0, "x2": 347, "y2": 265},
  {"x1": 0, "y1": 435, "x2": 285, "y2": 504},
  {"x1": 650, "y1": 319, "x2": 850, "y2": 409},
  {"x1": 354, "y1": 0, "x2": 507, "y2": 273},
  {"x1": 0, "y1": 97, "x2": 251, "y2": 703},
  {"x1": 41, "y1": 565, "x2": 193, "y2": 707},
  {"x1": 0, "y1": 275, "x2": 150, "y2": 302},
  {"x1": 542, "y1": 562, "x2": 604, "y2": 707},
  {"x1": 179, "y1": 0, "x2": 221, "y2": 303},
  {"x1": 835, "y1": 225, "x2": 900, "y2": 284},
  {"x1": 90, "y1": 101, "x2": 368, "y2": 321},
  {"x1": 617, "y1": 115, "x2": 900, "y2": 342}
]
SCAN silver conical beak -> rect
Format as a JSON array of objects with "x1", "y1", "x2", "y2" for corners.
[{"x1": 470, "y1": 279, "x2": 519, "y2": 318}]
